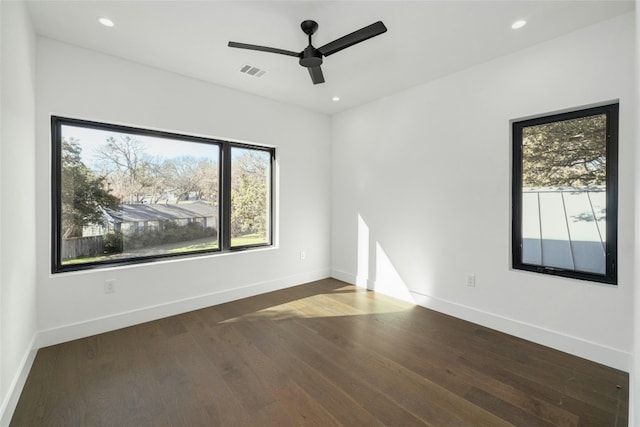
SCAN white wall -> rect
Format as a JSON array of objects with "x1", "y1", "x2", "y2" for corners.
[
  {"x1": 0, "y1": 1, "x2": 38, "y2": 425},
  {"x1": 331, "y1": 13, "x2": 635, "y2": 371},
  {"x1": 35, "y1": 38, "x2": 331, "y2": 345},
  {"x1": 6, "y1": 5, "x2": 636, "y2": 424}
]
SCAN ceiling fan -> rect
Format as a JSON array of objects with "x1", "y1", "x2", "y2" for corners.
[{"x1": 228, "y1": 20, "x2": 387, "y2": 85}]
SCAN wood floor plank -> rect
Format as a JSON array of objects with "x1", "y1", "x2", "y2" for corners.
[
  {"x1": 254, "y1": 382, "x2": 343, "y2": 427},
  {"x1": 271, "y1": 320, "x2": 429, "y2": 426},
  {"x1": 310, "y1": 314, "x2": 517, "y2": 424},
  {"x1": 290, "y1": 317, "x2": 512, "y2": 426},
  {"x1": 464, "y1": 386, "x2": 556, "y2": 427},
  {"x1": 346, "y1": 298, "x2": 626, "y2": 423},
  {"x1": 236, "y1": 317, "x2": 388, "y2": 427},
  {"x1": 10, "y1": 278, "x2": 628, "y2": 426}
]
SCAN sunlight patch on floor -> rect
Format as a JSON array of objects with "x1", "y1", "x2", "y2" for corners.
[{"x1": 219, "y1": 285, "x2": 413, "y2": 324}]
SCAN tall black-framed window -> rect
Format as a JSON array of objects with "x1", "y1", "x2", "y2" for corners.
[
  {"x1": 52, "y1": 116, "x2": 275, "y2": 273},
  {"x1": 512, "y1": 103, "x2": 618, "y2": 285}
]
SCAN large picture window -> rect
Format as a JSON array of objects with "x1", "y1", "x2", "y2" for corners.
[
  {"x1": 52, "y1": 116, "x2": 275, "y2": 273},
  {"x1": 512, "y1": 103, "x2": 618, "y2": 284}
]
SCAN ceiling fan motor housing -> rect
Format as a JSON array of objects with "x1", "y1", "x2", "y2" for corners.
[{"x1": 299, "y1": 46, "x2": 323, "y2": 68}]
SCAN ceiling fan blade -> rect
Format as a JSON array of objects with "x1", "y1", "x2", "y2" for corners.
[
  {"x1": 317, "y1": 21, "x2": 387, "y2": 57},
  {"x1": 308, "y1": 66, "x2": 325, "y2": 84},
  {"x1": 228, "y1": 41, "x2": 300, "y2": 58}
]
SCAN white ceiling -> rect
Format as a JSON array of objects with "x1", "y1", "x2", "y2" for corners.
[{"x1": 26, "y1": 1, "x2": 634, "y2": 115}]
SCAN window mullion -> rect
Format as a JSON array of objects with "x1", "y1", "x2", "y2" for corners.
[{"x1": 221, "y1": 143, "x2": 232, "y2": 251}]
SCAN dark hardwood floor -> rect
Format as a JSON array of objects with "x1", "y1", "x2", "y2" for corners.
[{"x1": 11, "y1": 278, "x2": 628, "y2": 426}]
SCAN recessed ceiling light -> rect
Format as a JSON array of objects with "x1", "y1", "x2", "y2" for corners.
[
  {"x1": 511, "y1": 20, "x2": 526, "y2": 30},
  {"x1": 98, "y1": 17, "x2": 115, "y2": 27},
  {"x1": 332, "y1": 96, "x2": 340, "y2": 102}
]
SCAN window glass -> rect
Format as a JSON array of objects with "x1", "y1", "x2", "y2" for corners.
[
  {"x1": 52, "y1": 117, "x2": 275, "y2": 273},
  {"x1": 230, "y1": 147, "x2": 272, "y2": 247}
]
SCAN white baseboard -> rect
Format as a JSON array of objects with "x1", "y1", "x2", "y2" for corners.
[
  {"x1": 0, "y1": 333, "x2": 38, "y2": 427},
  {"x1": 330, "y1": 269, "x2": 631, "y2": 372},
  {"x1": 409, "y1": 290, "x2": 631, "y2": 372},
  {"x1": 39, "y1": 268, "x2": 331, "y2": 348}
]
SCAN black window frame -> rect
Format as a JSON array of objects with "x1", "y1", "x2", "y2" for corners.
[
  {"x1": 511, "y1": 103, "x2": 619, "y2": 285},
  {"x1": 52, "y1": 116, "x2": 275, "y2": 273}
]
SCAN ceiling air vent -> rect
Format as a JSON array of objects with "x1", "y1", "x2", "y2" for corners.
[{"x1": 239, "y1": 64, "x2": 267, "y2": 78}]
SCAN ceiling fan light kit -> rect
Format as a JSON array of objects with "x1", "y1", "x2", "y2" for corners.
[{"x1": 228, "y1": 20, "x2": 387, "y2": 85}]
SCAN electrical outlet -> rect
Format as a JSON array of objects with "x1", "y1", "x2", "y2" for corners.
[
  {"x1": 466, "y1": 274, "x2": 476, "y2": 287},
  {"x1": 300, "y1": 251, "x2": 306, "y2": 260},
  {"x1": 104, "y1": 279, "x2": 116, "y2": 294}
]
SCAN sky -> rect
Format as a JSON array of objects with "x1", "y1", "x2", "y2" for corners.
[{"x1": 61, "y1": 124, "x2": 219, "y2": 170}]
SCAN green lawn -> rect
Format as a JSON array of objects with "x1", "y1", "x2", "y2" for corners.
[
  {"x1": 231, "y1": 233, "x2": 268, "y2": 247},
  {"x1": 63, "y1": 234, "x2": 266, "y2": 264},
  {"x1": 170, "y1": 241, "x2": 219, "y2": 253},
  {"x1": 171, "y1": 233, "x2": 267, "y2": 251},
  {"x1": 62, "y1": 255, "x2": 108, "y2": 265}
]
